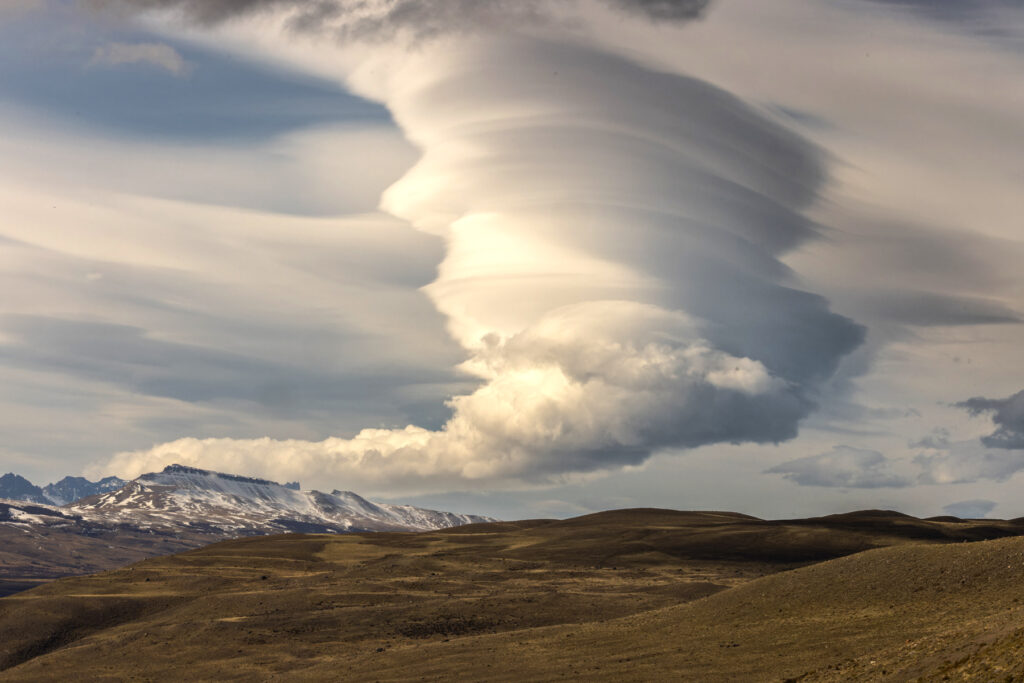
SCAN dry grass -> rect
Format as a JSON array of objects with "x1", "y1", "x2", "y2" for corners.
[{"x1": 1, "y1": 509, "x2": 1023, "y2": 681}]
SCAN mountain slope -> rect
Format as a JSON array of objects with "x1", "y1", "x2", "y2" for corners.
[
  {"x1": 0, "y1": 500, "x2": 203, "y2": 598},
  {"x1": 0, "y1": 475, "x2": 47, "y2": 505},
  {"x1": 41, "y1": 476, "x2": 125, "y2": 506},
  {"x1": 1, "y1": 509, "x2": 1023, "y2": 680}
]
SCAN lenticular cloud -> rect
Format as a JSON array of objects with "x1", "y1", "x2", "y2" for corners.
[{"x1": 95, "y1": 6, "x2": 864, "y2": 492}]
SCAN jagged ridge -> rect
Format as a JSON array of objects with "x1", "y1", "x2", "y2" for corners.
[{"x1": 0, "y1": 473, "x2": 126, "y2": 506}]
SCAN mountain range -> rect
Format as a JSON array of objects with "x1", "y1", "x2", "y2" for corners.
[
  {"x1": 0, "y1": 464, "x2": 494, "y2": 596},
  {"x1": 0, "y1": 473, "x2": 125, "y2": 506}
]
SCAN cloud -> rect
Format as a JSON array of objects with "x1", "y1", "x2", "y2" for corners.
[
  {"x1": 910, "y1": 427, "x2": 950, "y2": 450},
  {"x1": 856, "y1": 291, "x2": 1019, "y2": 327},
  {"x1": 606, "y1": 0, "x2": 709, "y2": 20},
  {"x1": 913, "y1": 392, "x2": 1024, "y2": 484},
  {"x1": 915, "y1": 446, "x2": 1024, "y2": 484},
  {"x1": 0, "y1": 314, "x2": 462, "y2": 413},
  {"x1": 85, "y1": 7, "x2": 865, "y2": 492},
  {"x1": 765, "y1": 446, "x2": 912, "y2": 488},
  {"x1": 0, "y1": 0, "x2": 43, "y2": 16},
  {"x1": 98, "y1": 301, "x2": 814, "y2": 488},
  {"x1": 942, "y1": 499, "x2": 996, "y2": 519},
  {"x1": 957, "y1": 390, "x2": 1024, "y2": 450},
  {"x1": 0, "y1": 146, "x2": 473, "y2": 477},
  {"x1": 1, "y1": 115, "x2": 414, "y2": 214},
  {"x1": 89, "y1": 42, "x2": 192, "y2": 76},
  {"x1": 89, "y1": 0, "x2": 712, "y2": 37}
]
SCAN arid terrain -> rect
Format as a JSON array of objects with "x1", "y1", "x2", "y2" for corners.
[{"x1": 2, "y1": 509, "x2": 1024, "y2": 681}]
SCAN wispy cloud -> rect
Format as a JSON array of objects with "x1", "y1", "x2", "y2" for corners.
[
  {"x1": 915, "y1": 446, "x2": 1024, "y2": 484},
  {"x1": 89, "y1": 42, "x2": 192, "y2": 77},
  {"x1": 90, "y1": 0, "x2": 713, "y2": 34},
  {"x1": 765, "y1": 446, "x2": 912, "y2": 489}
]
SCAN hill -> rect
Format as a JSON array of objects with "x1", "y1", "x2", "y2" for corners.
[{"x1": 1, "y1": 508, "x2": 1023, "y2": 680}]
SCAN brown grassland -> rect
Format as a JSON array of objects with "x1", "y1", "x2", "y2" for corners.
[{"x1": 2, "y1": 509, "x2": 1024, "y2": 681}]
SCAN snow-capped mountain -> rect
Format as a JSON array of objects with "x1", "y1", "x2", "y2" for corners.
[
  {"x1": 0, "y1": 473, "x2": 126, "y2": 506},
  {"x1": 68, "y1": 464, "x2": 494, "y2": 535}
]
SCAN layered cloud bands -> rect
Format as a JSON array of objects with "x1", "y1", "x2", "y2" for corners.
[{"x1": 96, "y1": 12, "x2": 864, "y2": 491}]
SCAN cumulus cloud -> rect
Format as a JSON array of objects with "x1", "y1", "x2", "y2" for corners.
[
  {"x1": 942, "y1": 499, "x2": 996, "y2": 519},
  {"x1": 957, "y1": 390, "x2": 1024, "y2": 450},
  {"x1": 765, "y1": 446, "x2": 911, "y2": 488},
  {"x1": 98, "y1": 302, "x2": 812, "y2": 487},
  {"x1": 89, "y1": 42, "x2": 192, "y2": 76},
  {"x1": 87, "y1": 3, "x2": 863, "y2": 492}
]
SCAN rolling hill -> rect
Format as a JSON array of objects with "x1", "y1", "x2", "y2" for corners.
[{"x1": 1, "y1": 508, "x2": 1023, "y2": 680}]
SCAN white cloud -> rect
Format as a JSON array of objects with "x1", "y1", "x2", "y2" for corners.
[
  {"x1": 0, "y1": 109, "x2": 418, "y2": 216},
  {"x1": 95, "y1": 301, "x2": 814, "y2": 491},
  {"x1": 89, "y1": 41, "x2": 192, "y2": 77},
  {"x1": 915, "y1": 445, "x2": 1024, "y2": 485},
  {"x1": 84, "y1": 14, "x2": 874, "y2": 492}
]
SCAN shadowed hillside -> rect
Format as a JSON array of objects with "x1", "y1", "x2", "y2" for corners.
[{"x1": 1, "y1": 509, "x2": 1023, "y2": 680}]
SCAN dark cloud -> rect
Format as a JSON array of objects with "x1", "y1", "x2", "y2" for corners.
[
  {"x1": 603, "y1": 0, "x2": 710, "y2": 20},
  {"x1": 87, "y1": 0, "x2": 321, "y2": 25},
  {"x1": 765, "y1": 446, "x2": 911, "y2": 488},
  {"x1": 88, "y1": 0, "x2": 713, "y2": 36},
  {"x1": 957, "y1": 390, "x2": 1024, "y2": 449},
  {"x1": 864, "y1": 0, "x2": 1021, "y2": 27},
  {"x1": 861, "y1": 291, "x2": 1020, "y2": 327},
  {"x1": 862, "y1": 0, "x2": 1024, "y2": 51}
]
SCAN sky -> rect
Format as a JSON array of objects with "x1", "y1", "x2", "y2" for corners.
[{"x1": 1, "y1": 0, "x2": 1023, "y2": 521}]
